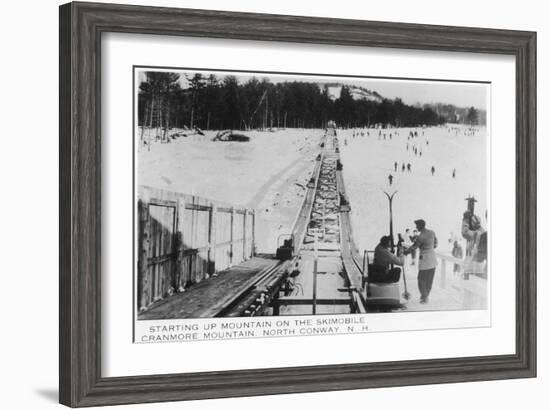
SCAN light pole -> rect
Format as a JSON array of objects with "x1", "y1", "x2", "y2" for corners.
[
  {"x1": 310, "y1": 228, "x2": 323, "y2": 315},
  {"x1": 384, "y1": 190, "x2": 398, "y2": 252}
]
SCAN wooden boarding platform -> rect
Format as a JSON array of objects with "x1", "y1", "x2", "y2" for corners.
[
  {"x1": 138, "y1": 256, "x2": 280, "y2": 320},
  {"x1": 279, "y1": 254, "x2": 351, "y2": 315}
]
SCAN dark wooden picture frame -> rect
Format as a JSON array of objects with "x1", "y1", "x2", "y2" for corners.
[{"x1": 59, "y1": 1, "x2": 536, "y2": 407}]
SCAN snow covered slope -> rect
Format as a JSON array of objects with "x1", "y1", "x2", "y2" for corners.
[
  {"x1": 338, "y1": 125, "x2": 488, "y2": 255},
  {"x1": 137, "y1": 129, "x2": 324, "y2": 253}
]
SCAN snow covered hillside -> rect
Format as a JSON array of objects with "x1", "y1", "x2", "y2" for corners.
[
  {"x1": 137, "y1": 124, "x2": 487, "y2": 258},
  {"x1": 325, "y1": 84, "x2": 383, "y2": 102},
  {"x1": 137, "y1": 129, "x2": 324, "y2": 253},
  {"x1": 338, "y1": 125, "x2": 488, "y2": 255}
]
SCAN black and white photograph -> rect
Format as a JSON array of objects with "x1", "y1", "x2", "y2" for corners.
[
  {"x1": 135, "y1": 67, "x2": 490, "y2": 328},
  {"x1": 0, "y1": 0, "x2": 541, "y2": 408}
]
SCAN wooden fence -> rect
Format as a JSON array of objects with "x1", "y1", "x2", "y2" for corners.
[{"x1": 137, "y1": 186, "x2": 255, "y2": 311}]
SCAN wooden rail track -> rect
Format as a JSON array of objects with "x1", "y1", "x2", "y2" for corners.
[
  {"x1": 138, "y1": 128, "x2": 368, "y2": 319},
  {"x1": 267, "y1": 129, "x2": 368, "y2": 315}
]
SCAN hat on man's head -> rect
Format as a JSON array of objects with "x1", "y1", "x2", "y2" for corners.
[{"x1": 414, "y1": 219, "x2": 426, "y2": 229}]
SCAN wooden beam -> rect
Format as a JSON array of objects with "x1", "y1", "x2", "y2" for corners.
[
  {"x1": 174, "y1": 198, "x2": 185, "y2": 291},
  {"x1": 230, "y1": 207, "x2": 235, "y2": 266},
  {"x1": 208, "y1": 204, "x2": 217, "y2": 275},
  {"x1": 243, "y1": 210, "x2": 248, "y2": 261},
  {"x1": 251, "y1": 209, "x2": 256, "y2": 257},
  {"x1": 273, "y1": 297, "x2": 351, "y2": 306},
  {"x1": 137, "y1": 199, "x2": 151, "y2": 310},
  {"x1": 203, "y1": 260, "x2": 279, "y2": 318}
]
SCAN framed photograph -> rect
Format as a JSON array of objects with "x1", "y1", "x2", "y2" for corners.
[{"x1": 59, "y1": 2, "x2": 536, "y2": 407}]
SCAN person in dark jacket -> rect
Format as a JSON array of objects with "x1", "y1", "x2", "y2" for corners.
[{"x1": 370, "y1": 236, "x2": 404, "y2": 283}]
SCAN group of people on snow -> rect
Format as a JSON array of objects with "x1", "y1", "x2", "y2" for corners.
[
  {"x1": 387, "y1": 164, "x2": 458, "y2": 186},
  {"x1": 372, "y1": 219, "x2": 438, "y2": 304},
  {"x1": 370, "y1": 208, "x2": 488, "y2": 305}
]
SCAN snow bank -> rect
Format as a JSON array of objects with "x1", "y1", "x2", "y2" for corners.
[{"x1": 137, "y1": 128, "x2": 324, "y2": 253}]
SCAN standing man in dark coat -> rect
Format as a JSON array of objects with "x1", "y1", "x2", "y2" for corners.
[{"x1": 404, "y1": 219, "x2": 438, "y2": 303}]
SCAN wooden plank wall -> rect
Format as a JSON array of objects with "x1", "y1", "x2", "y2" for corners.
[{"x1": 137, "y1": 186, "x2": 255, "y2": 311}]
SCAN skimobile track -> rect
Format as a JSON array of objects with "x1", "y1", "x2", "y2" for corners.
[{"x1": 203, "y1": 128, "x2": 368, "y2": 317}]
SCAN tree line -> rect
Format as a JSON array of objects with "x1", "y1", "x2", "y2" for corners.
[{"x1": 138, "y1": 72, "x2": 483, "y2": 131}]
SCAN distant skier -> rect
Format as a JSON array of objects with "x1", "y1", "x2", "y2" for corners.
[
  {"x1": 419, "y1": 150, "x2": 423, "y2": 157},
  {"x1": 394, "y1": 161, "x2": 398, "y2": 172},
  {"x1": 397, "y1": 233, "x2": 405, "y2": 246},
  {"x1": 401, "y1": 163, "x2": 406, "y2": 172},
  {"x1": 388, "y1": 174, "x2": 394, "y2": 185},
  {"x1": 406, "y1": 143, "x2": 409, "y2": 151},
  {"x1": 431, "y1": 165, "x2": 435, "y2": 176},
  {"x1": 452, "y1": 168, "x2": 456, "y2": 178},
  {"x1": 452, "y1": 239, "x2": 464, "y2": 274},
  {"x1": 407, "y1": 163, "x2": 411, "y2": 172}
]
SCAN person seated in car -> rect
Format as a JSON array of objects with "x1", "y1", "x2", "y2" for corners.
[{"x1": 369, "y1": 235, "x2": 404, "y2": 283}]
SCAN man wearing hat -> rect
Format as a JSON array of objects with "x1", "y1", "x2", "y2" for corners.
[
  {"x1": 461, "y1": 210, "x2": 487, "y2": 279},
  {"x1": 403, "y1": 219, "x2": 438, "y2": 303}
]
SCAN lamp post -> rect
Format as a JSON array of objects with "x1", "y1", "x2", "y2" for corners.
[{"x1": 384, "y1": 190, "x2": 398, "y2": 253}]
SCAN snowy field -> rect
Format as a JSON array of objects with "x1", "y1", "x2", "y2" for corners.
[
  {"x1": 137, "y1": 124, "x2": 488, "y2": 310},
  {"x1": 338, "y1": 125, "x2": 488, "y2": 310},
  {"x1": 338, "y1": 125, "x2": 488, "y2": 255},
  {"x1": 138, "y1": 125, "x2": 488, "y2": 257},
  {"x1": 137, "y1": 129, "x2": 324, "y2": 253}
]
